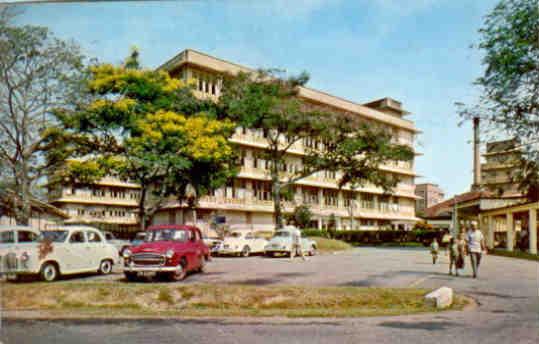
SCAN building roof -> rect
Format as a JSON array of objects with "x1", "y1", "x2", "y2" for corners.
[
  {"x1": 158, "y1": 49, "x2": 421, "y2": 134},
  {"x1": 422, "y1": 190, "x2": 495, "y2": 218},
  {"x1": 0, "y1": 188, "x2": 69, "y2": 219}
]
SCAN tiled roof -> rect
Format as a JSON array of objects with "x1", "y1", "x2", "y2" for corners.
[{"x1": 423, "y1": 190, "x2": 495, "y2": 218}]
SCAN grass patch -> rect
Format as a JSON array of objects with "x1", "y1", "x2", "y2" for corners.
[
  {"x1": 490, "y1": 249, "x2": 539, "y2": 261},
  {"x1": 2, "y1": 282, "x2": 467, "y2": 318},
  {"x1": 308, "y1": 236, "x2": 352, "y2": 253},
  {"x1": 157, "y1": 289, "x2": 174, "y2": 304}
]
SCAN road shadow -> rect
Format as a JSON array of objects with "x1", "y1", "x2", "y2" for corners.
[{"x1": 378, "y1": 321, "x2": 462, "y2": 331}]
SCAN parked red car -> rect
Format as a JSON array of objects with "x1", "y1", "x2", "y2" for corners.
[{"x1": 122, "y1": 225, "x2": 210, "y2": 282}]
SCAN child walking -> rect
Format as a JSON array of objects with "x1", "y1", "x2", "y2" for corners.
[
  {"x1": 448, "y1": 237, "x2": 459, "y2": 275},
  {"x1": 430, "y1": 238, "x2": 439, "y2": 264}
]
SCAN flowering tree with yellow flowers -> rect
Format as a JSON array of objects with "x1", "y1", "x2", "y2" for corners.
[{"x1": 51, "y1": 49, "x2": 236, "y2": 230}]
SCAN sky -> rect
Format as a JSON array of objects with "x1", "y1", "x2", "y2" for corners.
[{"x1": 11, "y1": 0, "x2": 500, "y2": 199}]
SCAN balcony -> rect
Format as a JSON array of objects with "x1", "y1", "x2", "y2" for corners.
[{"x1": 52, "y1": 193, "x2": 139, "y2": 207}]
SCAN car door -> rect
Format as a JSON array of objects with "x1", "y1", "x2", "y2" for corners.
[
  {"x1": 64, "y1": 230, "x2": 91, "y2": 272},
  {"x1": 244, "y1": 232, "x2": 258, "y2": 252},
  {"x1": 86, "y1": 230, "x2": 106, "y2": 269}
]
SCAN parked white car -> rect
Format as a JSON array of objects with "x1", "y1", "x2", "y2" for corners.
[
  {"x1": 216, "y1": 230, "x2": 268, "y2": 257},
  {"x1": 2, "y1": 225, "x2": 118, "y2": 282},
  {"x1": 0, "y1": 225, "x2": 40, "y2": 274},
  {"x1": 264, "y1": 226, "x2": 317, "y2": 257}
]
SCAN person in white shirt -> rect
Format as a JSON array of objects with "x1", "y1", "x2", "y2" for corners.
[
  {"x1": 290, "y1": 227, "x2": 307, "y2": 261},
  {"x1": 466, "y1": 224, "x2": 486, "y2": 278}
]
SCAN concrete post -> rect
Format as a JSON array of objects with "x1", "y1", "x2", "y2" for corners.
[
  {"x1": 487, "y1": 216, "x2": 495, "y2": 250},
  {"x1": 317, "y1": 217, "x2": 323, "y2": 230},
  {"x1": 506, "y1": 212, "x2": 514, "y2": 252},
  {"x1": 529, "y1": 209, "x2": 537, "y2": 254}
]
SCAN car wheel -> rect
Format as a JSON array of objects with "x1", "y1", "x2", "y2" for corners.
[
  {"x1": 241, "y1": 246, "x2": 251, "y2": 257},
  {"x1": 40, "y1": 262, "x2": 59, "y2": 282},
  {"x1": 99, "y1": 259, "x2": 113, "y2": 275},
  {"x1": 309, "y1": 245, "x2": 317, "y2": 256},
  {"x1": 170, "y1": 259, "x2": 187, "y2": 282},
  {"x1": 124, "y1": 271, "x2": 138, "y2": 282},
  {"x1": 198, "y1": 255, "x2": 207, "y2": 273}
]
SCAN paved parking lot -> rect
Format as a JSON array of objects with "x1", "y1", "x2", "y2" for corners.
[{"x1": 2, "y1": 247, "x2": 538, "y2": 343}]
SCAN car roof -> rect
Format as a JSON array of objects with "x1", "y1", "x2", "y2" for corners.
[
  {"x1": 146, "y1": 224, "x2": 200, "y2": 231},
  {"x1": 0, "y1": 225, "x2": 40, "y2": 233}
]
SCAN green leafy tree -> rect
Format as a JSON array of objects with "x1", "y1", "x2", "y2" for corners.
[
  {"x1": 459, "y1": 0, "x2": 539, "y2": 200},
  {"x1": 218, "y1": 70, "x2": 414, "y2": 229},
  {"x1": 0, "y1": 8, "x2": 85, "y2": 224},
  {"x1": 288, "y1": 204, "x2": 313, "y2": 229},
  {"x1": 54, "y1": 50, "x2": 236, "y2": 230}
]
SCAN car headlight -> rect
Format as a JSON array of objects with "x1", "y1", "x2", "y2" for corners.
[
  {"x1": 122, "y1": 248, "x2": 132, "y2": 258},
  {"x1": 165, "y1": 249, "x2": 174, "y2": 259}
]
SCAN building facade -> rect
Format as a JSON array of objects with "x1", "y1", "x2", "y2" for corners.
[
  {"x1": 481, "y1": 139, "x2": 523, "y2": 197},
  {"x1": 151, "y1": 49, "x2": 420, "y2": 233},
  {"x1": 48, "y1": 176, "x2": 140, "y2": 235},
  {"x1": 415, "y1": 183, "x2": 445, "y2": 215}
]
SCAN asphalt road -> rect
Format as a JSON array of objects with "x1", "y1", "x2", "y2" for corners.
[{"x1": 1, "y1": 247, "x2": 538, "y2": 343}]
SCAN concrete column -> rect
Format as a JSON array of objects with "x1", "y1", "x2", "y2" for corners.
[
  {"x1": 336, "y1": 217, "x2": 342, "y2": 230},
  {"x1": 487, "y1": 216, "x2": 495, "y2": 250},
  {"x1": 529, "y1": 209, "x2": 537, "y2": 254},
  {"x1": 506, "y1": 212, "x2": 514, "y2": 252},
  {"x1": 337, "y1": 190, "x2": 344, "y2": 209},
  {"x1": 317, "y1": 217, "x2": 323, "y2": 230},
  {"x1": 318, "y1": 188, "x2": 324, "y2": 207}
]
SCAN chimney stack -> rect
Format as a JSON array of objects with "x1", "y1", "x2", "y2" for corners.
[{"x1": 472, "y1": 116, "x2": 482, "y2": 191}]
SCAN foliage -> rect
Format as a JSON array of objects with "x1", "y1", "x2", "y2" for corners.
[
  {"x1": 0, "y1": 8, "x2": 85, "y2": 224},
  {"x1": 413, "y1": 221, "x2": 434, "y2": 231},
  {"x1": 54, "y1": 49, "x2": 236, "y2": 229},
  {"x1": 287, "y1": 204, "x2": 313, "y2": 229},
  {"x1": 333, "y1": 229, "x2": 443, "y2": 247},
  {"x1": 218, "y1": 69, "x2": 414, "y2": 229},
  {"x1": 458, "y1": 0, "x2": 539, "y2": 200}
]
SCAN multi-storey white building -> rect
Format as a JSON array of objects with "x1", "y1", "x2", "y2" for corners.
[
  {"x1": 48, "y1": 176, "x2": 140, "y2": 235},
  {"x1": 151, "y1": 49, "x2": 421, "y2": 233}
]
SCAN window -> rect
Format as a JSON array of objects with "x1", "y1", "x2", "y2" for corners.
[
  {"x1": 0, "y1": 231, "x2": 15, "y2": 243},
  {"x1": 87, "y1": 231, "x2": 102, "y2": 243},
  {"x1": 17, "y1": 231, "x2": 38, "y2": 243},
  {"x1": 245, "y1": 233, "x2": 254, "y2": 240},
  {"x1": 69, "y1": 231, "x2": 86, "y2": 243}
]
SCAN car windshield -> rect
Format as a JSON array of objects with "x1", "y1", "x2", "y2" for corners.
[
  {"x1": 146, "y1": 229, "x2": 188, "y2": 242},
  {"x1": 274, "y1": 231, "x2": 290, "y2": 237},
  {"x1": 134, "y1": 233, "x2": 146, "y2": 240},
  {"x1": 40, "y1": 230, "x2": 69, "y2": 243}
]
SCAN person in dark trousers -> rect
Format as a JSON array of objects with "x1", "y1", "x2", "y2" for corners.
[
  {"x1": 430, "y1": 238, "x2": 439, "y2": 264},
  {"x1": 467, "y1": 224, "x2": 486, "y2": 278}
]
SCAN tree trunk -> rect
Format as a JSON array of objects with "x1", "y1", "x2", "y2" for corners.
[
  {"x1": 138, "y1": 186, "x2": 146, "y2": 231},
  {"x1": 272, "y1": 169, "x2": 284, "y2": 230},
  {"x1": 15, "y1": 164, "x2": 31, "y2": 226}
]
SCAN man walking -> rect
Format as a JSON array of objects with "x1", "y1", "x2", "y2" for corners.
[
  {"x1": 467, "y1": 224, "x2": 486, "y2": 278},
  {"x1": 290, "y1": 227, "x2": 307, "y2": 261}
]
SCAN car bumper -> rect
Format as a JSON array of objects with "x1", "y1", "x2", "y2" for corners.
[{"x1": 123, "y1": 265, "x2": 183, "y2": 273}]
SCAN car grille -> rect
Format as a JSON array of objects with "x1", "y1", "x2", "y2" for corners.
[
  {"x1": 131, "y1": 253, "x2": 165, "y2": 266},
  {"x1": 0, "y1": 253, "x2": 19, "y2": 272}
]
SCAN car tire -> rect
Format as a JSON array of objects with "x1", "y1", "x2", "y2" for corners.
[
  {"x1": 241, "y1": 246, "x2": 250, "y2": 257},
  {"x1": 309, "y1": 245, "x2": 317, "y2": 256},
  {"x1": 99, "y1": 259, "x2": 113, "y2": 275},
  {"x1": 40, "y1": 262, "x2": 59, "y2": 282},
  {"x1": 124, "y1": 271, "x2": 138, "y2": 282},
  {"x1": 169, "y1": 259, "x2": 187, "y2": 282},
  {"x1": 198, "y1": 255, "x2": 207, "y2": 273}
]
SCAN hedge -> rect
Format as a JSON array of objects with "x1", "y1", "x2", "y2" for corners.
[{"x1": 301, "y1": 228, "x2": 444, "y2": 247}]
